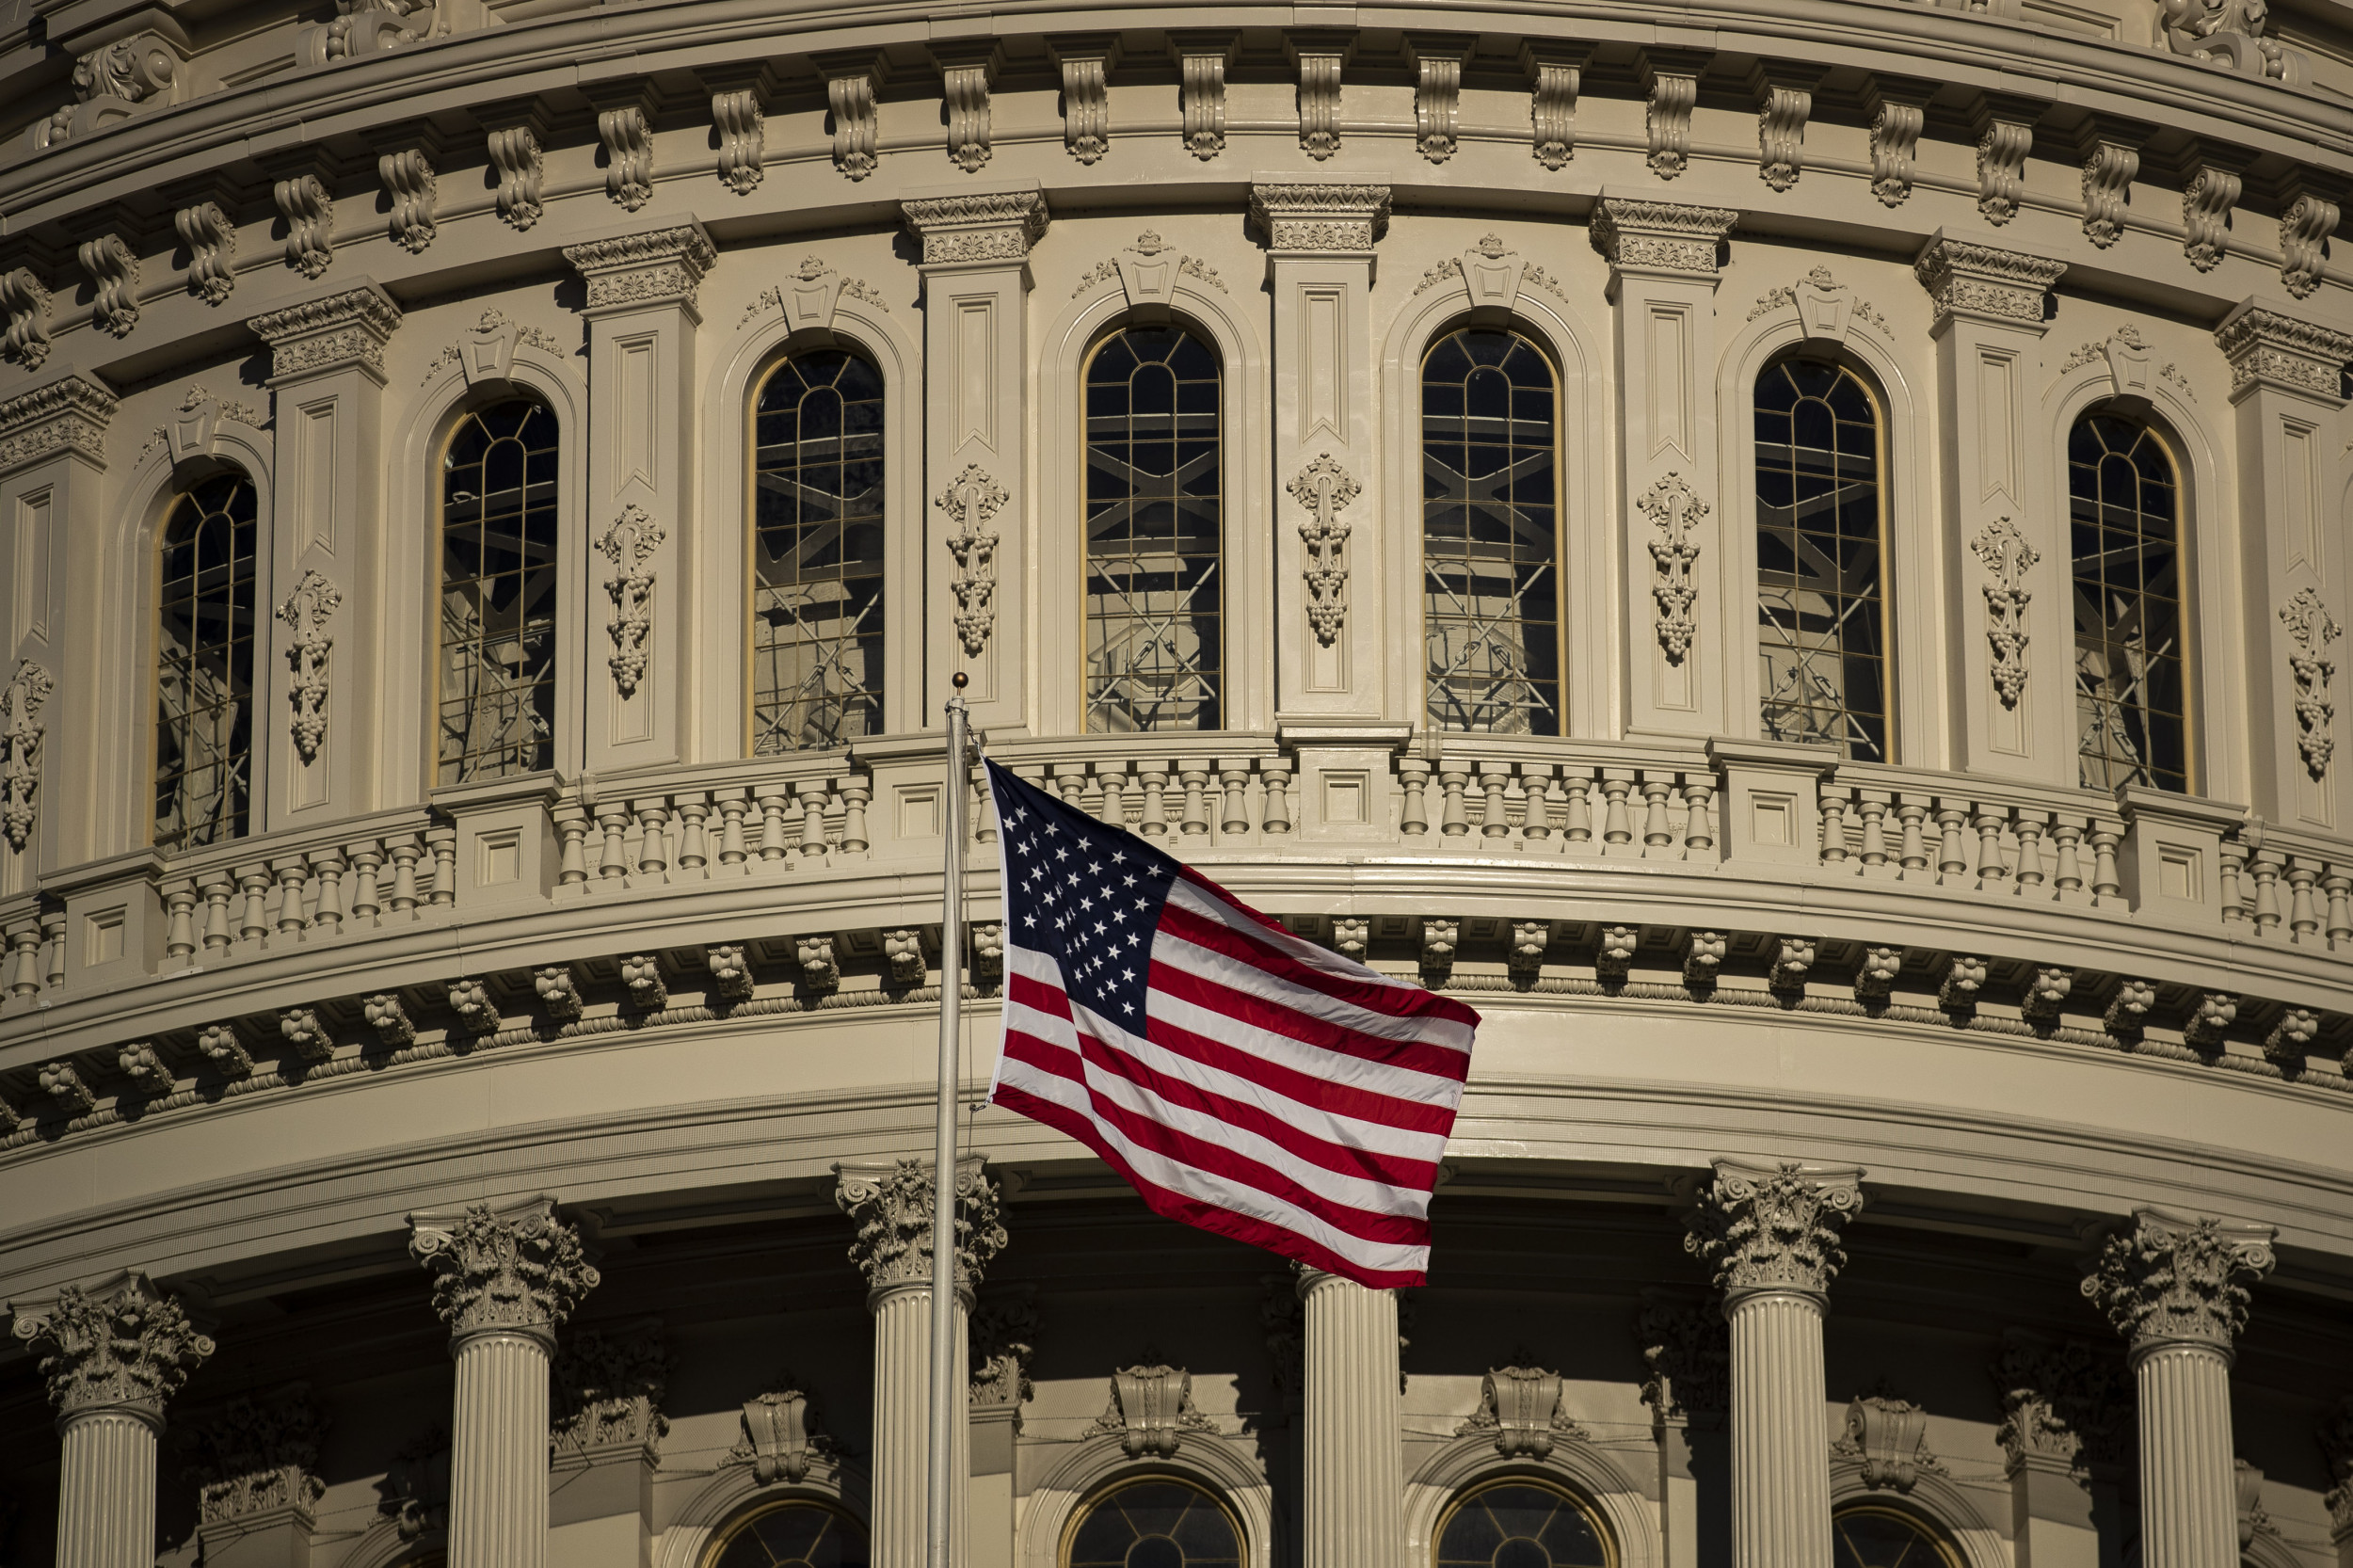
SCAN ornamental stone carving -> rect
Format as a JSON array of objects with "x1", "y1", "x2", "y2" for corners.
[
  {"x1": 1971, "y1": 518, "x2": 2038, "y2": 709},
  {"x1": 2319, "y1": 1396, "x2": 2353, "y2": 1539},
  {"x1": 78, "y1": 233, "x2": 140, "y2": 338},
  {"x1": 1973, "y1": 106, "x2": 2034, "y2": 225},
  {"x1": 1754, "y1": 75, "x2": 1814, "y2": 192},
  {"x1": 834, "y1": 1157, "x2": 1005, "y2": 1301},
  {"x1": 1991, "y1": 1334, "x2": 2133, "y2": 1479},
  {"x1": 250, "y1": 284, "x2": 404, "y2": 380},
  {"x1": 707, "y1": 943, "x2": 756, "y2": 1000},
  {"x1": 1091, "y1": 1358, "x2": 1220, "y2": 1456},
  {"x1": 175, "y1": 200, "x2": 237, "y2": 305},
  {"x1": 824, "y1": 56, "x2": 882, "y2": 180},
  {"x1": 1291, "y1": 36, "x2": 1345, "y2": 159},
  {"x1": 551, "y1": 1321, "x2": 669, "y2": 1455},
  {"x1": 1177, "y1": 35, "x2": 1233, "y2": 159},
  {"x1": 1249, "y1": 182, "x2": 1390, "y2": 254},
  {"x1": 2083, "y1": 1210, "x2": 2277, "y2": 1355},
  {"x1": 1637, "y1": 1302, "x2": 1729, "y2": 1428},
  {"x1": 712, "y1": 88, "x2": 765, "y2": 194},
  {"x1": 1289, "y1": 452, "x2": 1359, "y2": 646},
  {"x1": 901, "y1": 190, "x2": 1049, "y2": 265},
  {"x1": 1746, "y1": 266, "x2": 1887, "y2": 339},
  {"x1": 971, "y1": 1295, "x2": 1038, "y2": 1409},
  {"x1": 378, "y1": 147, "x2": 439, "y2": 253},
  {"x1": 272, "y1": 174, "x2": 335, "y2": 280},
  {"x1": 598, "y1": 103, "x2": 653, "y2": 210},
  {"x1": 2280, "y1": 588, "x2": 2342, "y2": 776},
  {"x1": 275, "y1": 570, "x2": 341, "y2": 762},
  {"x1": 1833, "y1": 1389, "x2": 1945, "y2": 1491},
  {"x1": 1914, "y1": 237, "x2": 2066, "y2": 331},
  {"x1": 407, "y1": 1195, "x2": 600, "y2": 1344},
  {"x1": 1684, "y1": 1159, "x2": 1865, "y2": 1304},
  {"x1": 2281, "y1": 193, "x2": 2338, "y2": 301},
  {"x1": 1458, "y1": 1358, "x2": 1586, "y2": 1457},
  {"x1": 1865, "y1": 85, "x2": 1927, "y2": 206},
  {"x1": 728, "y1": 1374, "x2": 840, "y2": 1483},
  {"x1": 937, "y1": 462, "x2": 1005, "y2": 656},
  {"x1": 0, "y1": 659, "x2": 54, "y2": 851},
  {"x1": 1642, "y1": 60, "x2": 1697, "y2": 178},
  {"x1": 1522, "y1": 43, "x2": 1579, "y2": 169},
  {"x1": 1640, "y1": 473, "x2": 1706, "y2": 662},
  {"x1": 1057, "y1": 40, "x2": 1113, "y2": 164},
  {"x1": 597, "y1": 504, "x2": 664, "y2": 697},
  {"x1": 487, "y1": 120, "x2": 545, "y2": 230},
  {"x1": 8, "y1": 1271, "x2": 215, "y2": 1418},
  {"x1": 934, "y1": 41, "x2": 1000, "y2": 171},
  {"x1": 563, "y1": 223, "x2": 718, "y2": 315},
  {"x1": 188, "y1": 1390, "x2": 328, "y2": 1525},
  {"x1": 2216, "y1": 300, "x2": 2353, "y2": 402},
  {"x1": 2079, "y1": 138, "x2": 2140, "y2": 248},
  {"x1": 2183, "y1": 165, "x2": 2242, "y2": 272},
  {"x1": 2160, "y1": 0, "x2": 2303, "y2": 80},
  {"x1": 0, "y1": 269, "x2": 53, "y2": 370},
  {"x1": 1409, "y1": 39, "x2": 1466, "y2": 164},
  {"x1": 1590, "y1": 199, "x2": 1736, "y2": 280},
  {"x1": 0, "y1": 375, "x2": 116, "y2": 476}
]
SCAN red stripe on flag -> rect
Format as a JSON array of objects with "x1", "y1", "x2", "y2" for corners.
[
  {"x1": 1174, "y1": 869, "x2": 1482, "y2": 1027},
  {"x1": 1159, "y1": 894, "x2": 1479, "y2": 1033},
  {"x1": 1146, "y1": 955, "x2": 1475, "y2": 1086}
]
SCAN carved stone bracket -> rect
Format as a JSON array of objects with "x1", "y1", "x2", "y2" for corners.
[
  {"x1": 1833, "y1": 1389, "x2": 1946, "y2": 1491},
  {"x1": 901, "y1": 190, "x2": 1049, "y2": 266},
  {"x1": 552, "y1": 1321, "x2": 670, "y2": 1457},
  {"x1": 1639, "y1": 473, "x2": 1707, "y2": 663},
  {"x1": 271, "y1": 174, "x2": 335, "y2": 280},
  {"x1": 1971, "y1": 519, "x2": 2039, "y2": 709},
  {"x1": 1751, "y1": 67, "x2": 1822, "y2": 192},
  {"x1": 597, "y1": 504, "x2": 664, "y2": 698},
  {"x1": 1590, "y1": 199, "x2": 1737, "y2": 281},
  {"x1": 1457, "y1": 1358, "x2": 1586, "y2": 1457},
  {"x1": 1407, "y1": 37, "x2": 1468, "y2": 165},
  {"x1": 250, "y1": 283, "x2": 404, "y2": 382},
  {"x1": 834, "y1": 1157, "x2": 1006, "y2": 1303},
  {"x1": 937, "y1": 462, "x2": 1006, "y2": 656},
  {"x1": 276, "y1": 570, "x2": 342, "y2": 761},
  {"x1": 8, "y1": 1271, "x2": 215, "y2": 1419},
  {"x1": 486, "y1": 117, "x2": 546, "y2": 230},
  {"x1": 932, "y1": 42, "x2": 1000, "y2": 172},
  {"x1": 1521, "y1": 43, "x2": 1582, "y2": 170},
  {"x1": 712, "y1": 87, "x2": 766, "y2": 195},
  {"x1": 1053, "y1": 37, "x2": 1116, "y2": 164},
  {"x1": 407, "y1": 1195, "x2": 600, "y2": 1346},
  {"x1": 1913, "y1": 236, "x2": 2066, "y2": 333},
  {"x1": 0, "y1": 659, "x2": 54, "y2": 852},
  {"x1": 189, "y1": 1390, "x2": 328, "y2": 1526},
  {"x1": 562, "y1": 223, "x2": 718, "y2": 317},
  {"x1": 174, "y1": 200, "x2": 237, "y2": 305},
  {"x1": 1684, "y1": 1159, "x2": 1865, "y2": 1305},
  {"x1": 1972, "y1": 102, "x2": 2036, "y2": 226},
  {"x1": 2081, "y1": 1208, "x2": 2276, "y2": 1357},
  {"x1": 1289, "y1": 33, "x2": 1348, "y2": 160},
  {"x1": 728, "y1": 1373, "x2": 840, "y2": 1483},
  {"x1": 378, "y1": 146, "x2": 439, "y2": 253},
  {"x1": 820, "y1": 53, "x2": 885, "y2": 181},
  {"x1": 1091, "y1": 1359, "x2": 1220, "y2": 1456},
  {"x1": 1289, "y1": 452, "x2": 1359, "y2": 647},
  {"x1": 2281, "y1": 587, "x2": 2343, "y2": 776},
  {"x1": 1863, "y1": 80, "x2": 1929, "y2": 207},
  {"x1": 594, "y1": 98, "x2": 654, "y2": 211},
  {"x1": 78, "y1": 232, "x2": 140, "y2": 338},
  {"x1": 0, "y1": 269, "x2": 54, "y2": 370},
  {"x1": 1174, "y1": 33, "x2": 1235, "y2": 160},
  {"x1": 2182, "y1": 163, "x2": 2243, "y2": 272},
  {"x1": 2215, "y1": 300, "x2": 2353, "y2": 404},
  {"x1": 2280, "y1": 192, "x2": 2339, "y2": 300},
  {"x1": 2079, "y1": 135, "x2": 2143, "y2": 248},
  {"x1": 1640, "y1": 55, "x2": 1698, "y2": 179}
]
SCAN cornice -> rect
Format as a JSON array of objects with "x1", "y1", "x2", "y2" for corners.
[
  {"x1": 248, "y1": 281, "x2": 403, "y2": 381},
  {"x1": 1913, "y1": 231, "x2": 2070, "y2": 332},
  {"x1": 1249, "y1": 181, "x2": 1391, "y2": 254},
  {"x1": 900, "y1": 186, "x2": 1048, "y2": 265},
  {"x1": 2215, "y1": 296, "x2": 2353, "y2": 404},
  {"x1": 1590, "y1": 196, "x2": 1738, "y2": 280},
  {"x1": 561, "y1": 221, "x2": 718, "y2": 315},
  {"x1": 0, "y1": 372, "x2": 117, "y2": 476}
]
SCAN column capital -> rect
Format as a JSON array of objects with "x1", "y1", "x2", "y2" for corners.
[
  {"x1": 1590, "y1": 194, "x2": 1737, "y2": 282},
  {"x1": 2080, "y1": 1208, "x2": 2275, "y2": 1361},
  {"x1": 2215, "y1": 296, "x2": 2353, "y2": 405},
  {"x1": 248, "y1": 280, "x2": 403, "y2": 383},
  {"x1": 1248, "y1": 181, "x2": 1391, "y2": 256},
  {"x1": 1988, "y1": 1333, "x2": 2132, "y2": 1481},
  {"x1": 7, "y1": 1269, "x2": 214, "y2": 1426},
  {"x1": 835, "y1": 1155, "x2": 1005, "y2": 1304},
  {"x1": 407, "y1": 1195, "x2": 599, "y2": 1347},
  {"x1": 900, "y1": 185, "x2": 1048, "y2": 266},
  {"x1": 1682, "y1": 1158, "x2": 1865, "y2": 1305},
  {"x1": 2320, "y1": 1396, "x2": 2353, "y2": 1544},
  {"x1": 561, "y1": 221, "x2": 717, "y2": 317},
  {"x1": 0, "y1": 372, "x2": 117, "y2": 478},
  {"x1": 1637, "y1": 1299, "x2": 1729, "y2": 1430},
  {"x1": 1913, "y1": 231, "x2": 2067, "y2": 333},
  {"x1": 187, "y1": 1388, "x2": 328, "y2": 1530}
]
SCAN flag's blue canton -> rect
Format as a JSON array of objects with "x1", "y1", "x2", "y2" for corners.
[{"x1": 989, "y1": 761, "x2": 1178, "y2": 1031}]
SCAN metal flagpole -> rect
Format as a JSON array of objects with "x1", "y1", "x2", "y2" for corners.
[{"x1": 926, "y1": 671, "x2": 970, "y2": 1568}]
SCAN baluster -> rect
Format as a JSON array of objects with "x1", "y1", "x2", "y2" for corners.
[
  {"x1": 2324, "y1": 871, "x2": 2352, "y2": 946},
  {"x1": 388, "y1": 840, "x2": 423, "y2": 913},
  {"x1": 1895, "y1": 800, "x2": 1929, "y2": 874},
  {"x1": 1397, "y1": 759, "x2": 1432, "y2": 836},
  {"x1": 1599, "y1": 773, "x2": 1636, "y2": 852},
  {"x1": 633, "y1": 798, "x2": 672, "y2": 878},
  {"x1": 797, "y1": 781, "x2": 831, "y2": 856},
  {"x1": 1817, "y1": 787, "x2": 1849, "y2": 865},
  {"x1": 427, "y1": 827, "x2": 458, "y2": 907},
  {"x1": 1218, "y1": 762, "x2": 1251, "y2": 837},
  {"x1": 2088, "y1": 823, "x2": 2122, "y2": 904},
  {"x1": 755, "y1": 787, "x2": 792, "y2": 861},
  {"x1": 1477, "y1": 762, "x2": 1512, "y2": 838},
  {"x1": 594, "y1": 805, "x2": 630, "y2": 880},
  {"x1": 1096, "y1": 760, "x2": 1129, "y2": 826},
  {"x1": 236, "y1": 866, "x2": 271, "y2": 943},
  {"x1": 2051, "y1": 820, "x2": 2086, "y2": 896},
  {"x1": 1641, "y1": 776, "x2": 1675, "y2": 856},
  {"x1": 163, "y1": 881, "x2": 199, "y2": 961},
  {"x1": 970, "y1": 765, "x2": 997, "y2": 844},
  {"x1": 1261, "y1": 760, "x2": 1293, "y2": 835},
  {"x1": 1053, "y1": 764, "x2": 1090, "y2": 812},
  {"x1": 1519, "y1": 765, "x2": 1556, "y2": 842},
  {"x1": 1933, "y1": 805, "x2": 1970, "y2": 882},
  {"x1": 715, "y1": 792, "x2": 750, "y2": 867},
  {"x1": 1179, "y1": 767, "x2": 1211, "y2": 839},
  {"x1": 2286, "y1": 858, "x2": 2320, "y2": 941},
  {"x1": 1850, "y1": 792, "x2": 1887, "y2": 872},
  {"x1": 308, "y1": 850, "x2": 346, "y2": 935},
  {"x1": 551, "y1": 806, "x2": 589, "y2": 887},
  {"x1": 1561, "y1": 771, "x2": 1594, "y2": 850},
  {"x1": 2249, "y1": 852, "x2": 2283, "y2": 935},
  {"x1": 1681, "y1": 777, "x2": 1716, "y2": 859},
  {"x1": 40, "y1": 905, "x2": 63, "y2": 988},
  {"x1": 838, "y1": 777, "x2": 871, "y2": 854},
  {"x1": 2012, "y1": 811, "x2": 2047, "y2": 892},
  {"x1": 1437, "y1": 761, "x2": 1471, "y2": 837},
  {"x1": 2218, "y1": 838, "x2": 2248, "y2": 921},
  {"x1": 201, "y1": 873, "x2": 237, "y2": 954},
  {"x1": 1973, "y1": 807, "x2": 2009, "y2": 888},
  {"x1": 1137, "y1": 766, "x2": 1170, "y2": 837},
  {"x1": 272, "y1": 856, "x2": 312, "y2": 936},
  {"x1": 675, "y1": 796, "x2": 711, "y2": 874},
  {"x1": 349, "y1": 844, "x2": 385, "y2": 923},
  {"x1": 8, "y1": 923, "x2": 38, "y2": 996}
]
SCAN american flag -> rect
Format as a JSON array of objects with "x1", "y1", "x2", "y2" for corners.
[{"x1": 984, "y1": 760, "x2": 1481, "y2": 1288}]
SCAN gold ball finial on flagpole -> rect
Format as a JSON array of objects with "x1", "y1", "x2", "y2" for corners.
[{"x1": 952, "y1": 671, "x2": 968, "y2": 690}]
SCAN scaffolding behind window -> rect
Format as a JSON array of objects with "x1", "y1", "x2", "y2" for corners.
[
  {"x1": 751, "y1": 350, "x2": 886, "y2": 752},
  {"x1": 1084, "y1": 326, "x2": 1223, "y2": 732},
  {"x1": 1755, "y1": 360, "x2": 1888, "y2": 761},
  {"x1": 1421, "y1": 327, "x2": 1562, "y2": 734},
  {"x1": 154, "y1": 473, "x2": 258, "y2": 851},
  {"x1": 2071, "y1": 413, "x2": 2188, "y2": 792},
  {"x1": 439, "y1": 398, "x2": 560, "y2": 785}
]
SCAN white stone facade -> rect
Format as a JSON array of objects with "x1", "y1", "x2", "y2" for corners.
[{"x1": 0, "y1": 0, "x2": 2349, "y2": 1563}]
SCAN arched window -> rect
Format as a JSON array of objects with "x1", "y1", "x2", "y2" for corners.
[
  {"x1": 1083, "y1": 325, "x2": 1223, "y2": 733},
  {"x1": 1832, "y1": 1504, "x2": 1961, "y2": 1568},
  {"x1": 1433, "y1": 1479, "x2": 1611, "y2": 1568},
  {"x1": 439, "y1": 397, "x2": 559, "y2": 785},
  {"x1": 1064, "y1": 1478, "x2": 1241, "y2": 1568},
  {"x1": 1755, "y1": 360, "x2": 1888, "y2": 761},
  {"x1": 1421, "y1": 327, "x2": 1562, "y2": 735},
  {"x1": 751, "y1": 349, "x2": 886, "y2": 753},
  {"x1": 2070, "y1": 412, "x2": 2187, "y2": 793},
  {"x1": 703, "y1": 1498, "x2": 868, "y2": 1567},
  {"x1": 154, "y1": 472, "x2": 258, "y2": 852}
]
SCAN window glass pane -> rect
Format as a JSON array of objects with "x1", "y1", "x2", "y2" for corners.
[
  {"x1": 706, "y1": 1500, "x2": 870, "y2": 1568},
  {"x1": 2071, "y1": 413, "x2": 2187, "y2": 793},
  {"x1": 1065, "y1": 1480, "x2": 1242, "y2": 1568},
  {"x1": 1833, "y1": 1508, "x2": 1960, "y2": 1568},
  {"x1": 1433, "y1": 1481, "x2": 1612, "y2": 1568},
  {"x1": 1756, "y1": 360, "x2": 1887, "y2": 761},
  {"x1": 752, "y1": 350, "x2": 887, "y2": 752},
  {"x1": 440, "y1": 398, "x2": 560, "y2": 785},
  {"x1": 155, "y1": 473, "x2": 258, "y2": 851},
  {"x1": 1422, "y1": 328, "x2": 1562, "y2": 735},
  {"x1": 1084, "y1": 327, "x2": 1223, "y2": 733}
]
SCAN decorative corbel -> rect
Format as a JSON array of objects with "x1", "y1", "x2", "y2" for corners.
[
  {"x1": 1287, "y1": 30, "x2": 1351, "y2": 161},
  {"x1": 1638, "y1": 49, "x2": 1705, "y2": 180},
  {"x1": 1405, "y1": 35, "x2": 1471, "y2": 166},
  {"x1": 1173, "y1": 32, "x2": 1237, "y2": 161},
  {"x1": 1520, "y1": 42, "x2": 1584, "y2": 170},
  {"x1": 817, "y1": 52, "x2": 887, "y2": 182},
  {"x1": 1861, "y1": 76, "x2": 1932, "y2": 207},
  {"x1": 483, "y1": 109, "x2": 548, "y2": 232},
  {"x1": 1749, "y1": 64, "x2": 1826, "y2": 193},
  {"x1": 1970, "y1": 94, "x2": 2042, "y2": 227},
  {"x1": 932, "y1": 41, "x2": 1001, "y2": 173},
  {"x1": 2180, "y1": 152, "x2": 2243, "y2": 273},
  {"x1": 1051, "y1": 36, "x2": 1118, "y2": 165},
  {"x1": 377, "y1": 140, "x2": 440, "y2": 254}
]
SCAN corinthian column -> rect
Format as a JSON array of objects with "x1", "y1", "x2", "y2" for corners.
[
  {"x1": 837, "y1": 1158, "x2": 1006, "y2": 1568},
  {"x1": 1298, "y1": 1268, "x2": 1403, "y2": 1568},
  {"x1": 8, "y1": 1270, "x2": 214, "y2": 1568},
  {"x1": 2081, "y1": 1208, "x2": 2276, "y2": 1568},
  {"x1": 1684, "y1": 1159, "x2": 1865, "y2": 1568},
  {"x1": 409, "y1": 1196, "x2": 600, "y2": 1568}
]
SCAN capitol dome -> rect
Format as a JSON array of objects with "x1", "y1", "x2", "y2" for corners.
[{"x1": 0, "y1": 0, "x2": 2348, "y2": 1563}]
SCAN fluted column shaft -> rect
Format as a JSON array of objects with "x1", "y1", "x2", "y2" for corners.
[
  {"x1": 1300, "y1": 1269, "x2": 1402, "y2": 1568},
  {"x1": 1726, "y1": 1291, "x2": 1831, "y2": 1568},
  {"x1": 871, "y1": 1282, "x2": 971, "y2": 1568},
  {"x1": 447, "y1": 1329, "x2": 553, "y2": 1568},
  {"x1": 2134, "y1": 1343, "x2": 2237, "y2": 1568},
  {"x1": 56, "y1": 1408, "x2": 158, "y2": 1568}
]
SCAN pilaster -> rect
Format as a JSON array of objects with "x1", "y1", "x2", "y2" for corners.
[
  {"x1": 2081, "y1": 1208, "x2": 2276, "y2": 1568},
  {"x1": 408, "y1": 1196, "x2": 600, "y2": 1568},
  {"x1": 248, "y1": 281, "x2": 401, "y2": 827},
  {"x1": 2216, "y1": 297, "x2": 2353, "y2": 830},
  {"x1": 901, "y1": 185, "x2": 1045, "y2": 738},
  {"x1": 548, "y1": 1321, "x2": 668, "y2": 1568},
  {"x1": 187, "y1": 1390, "x2": 329, "y2": 1568},
  {"x1": 1250, "y1": 181, "x2": 1389, "y2": 719},
  {"x1": 1298, "y1": 1267, "x2": 1402, "y2": 1568},
  {"x1": 1591, "y1": 193, "x2": 1737, "y2": 738},
  {"x1": 1683, "y1": 1159, "x2": 1864, "y2": 1568},
  {"x1": 1913, "y1": 232, "x2": 2071, "y2": 781},
  {"x1": 562, "y1": 222, "x2": 714, "y2": 772},
  {"x1": 8, "y1": 1269, "x2": 215, "y2": 1568},
  {"x1": 1638, "y1": 1299, "x2": 1729, "y2": 1568},
  {"x1": 1990, "y1": 1336, "x2": 2133, "y2": 1568},
  {"x1": 2320, "y1": 1398, "x2": 2353, "y2": 1568},
  {"x1": 836, "y1": 1157, "x2": 1006, "y2": 1568},
  {"x1": 0, "y1": 374, "x2": 113, "y2": 884}
]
